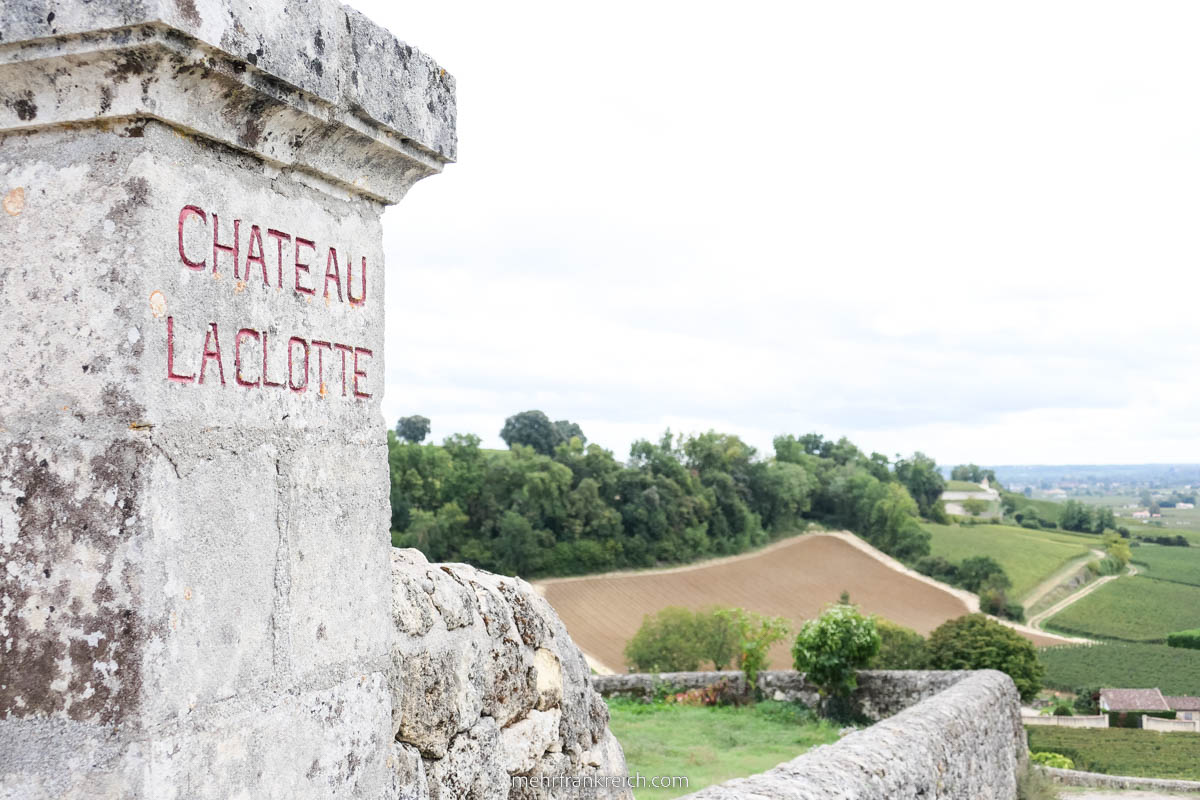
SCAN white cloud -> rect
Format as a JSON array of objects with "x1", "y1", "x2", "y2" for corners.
[{"x1": 350, "y1": 0, "x2": 1200, "y2": 465}]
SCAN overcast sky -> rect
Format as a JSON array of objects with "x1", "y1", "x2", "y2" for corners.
[{"x1": 348, "y1": 0, "x2": 1200, "y2": 467}]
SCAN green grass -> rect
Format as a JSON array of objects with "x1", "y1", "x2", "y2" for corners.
[
  {"x1": 1001, "y1": 491, "x2": 1064, "y2": 522},
  {"x1": 606, "y1": 699, "x2": 840, "y2": 799},
  {"x1": 1131, "y1": 543, "x2": 1200, "y2": 587},
  {"x1": 922, "y1": 523, "x2": 1094, "y2": 600},
  {"x1": 1026, "y1": 726, "x2": 1200, "y2": 780},
  {"x1": 944, "y1": 480, "x2": 985, "y2": 492},
  {"x1": 1045, "y1": 575, "x2": 1200, "y2": 642},
  {"x1": 1040, "y1": 642, "x2": 1200, "y2": 695}
]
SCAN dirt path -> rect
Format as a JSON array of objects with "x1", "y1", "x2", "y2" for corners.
[
  {"x1": 1028, "y1": 563, "x2": 1138, "y2": 632},
  {"x1": 1023, "y1": 549, "x2": 1105, "y2": 610}
]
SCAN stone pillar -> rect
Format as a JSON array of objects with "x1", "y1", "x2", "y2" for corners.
[{"x1": 0, "y1": 3, "x2": 454, "y2": 798}]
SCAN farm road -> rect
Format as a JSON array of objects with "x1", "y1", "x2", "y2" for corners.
[
  {"x1": 1023, "y1": 549, "x2": 1105, "y2": 611},
  {"x1": 1028, "y1": 562, "x2": 1139, "y2": 633}
]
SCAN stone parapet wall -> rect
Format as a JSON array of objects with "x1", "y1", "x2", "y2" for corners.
[
  {"x1": 681, "y1": 670, "x2": 1024, "y2": 799},
  {"x1": 390, "y1": 549, "x2": 629, "y2": 799},
  {"x1": 1142, "y1": 715, "x2": 1200, "y2": 732},
  {"x1": 1043, "y1": 766, "x2": 1200, "y2": 793},
  {"x1": 1023, "y1": 714, "x2": 1109, "y2": 728},
  {"x1": 593, "y1": 669, "x2": 974, "y2": 723}
]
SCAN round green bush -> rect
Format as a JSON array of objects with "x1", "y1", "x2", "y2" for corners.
[{"x1": 1030, "y1": 751, "x2": 1074, "y2": 770}]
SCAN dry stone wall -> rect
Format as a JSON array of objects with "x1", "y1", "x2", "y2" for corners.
[
  {"x1": 682, "y1": 670, "x2": 1024, "y2": 800},
  {"x1": 594, "y1": 669, "x2": 974, "y2": 722},
  {"x1": 389, "y1": 549, "x2": 629, "y2": 799}
]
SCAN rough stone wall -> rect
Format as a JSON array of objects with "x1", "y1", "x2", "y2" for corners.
[
  {"x1": 593, "y1": 670, "x2": 974, "y2": 722},
  {"x1": 1042, "y1": 766, "x2": 1200, "y2": 793},
  {"x1": 390, "y1": 550, "x2": 630, "y2": 799},
  {"x1": 680, "y1": 670, "x2": 1024, "y2": 800}
]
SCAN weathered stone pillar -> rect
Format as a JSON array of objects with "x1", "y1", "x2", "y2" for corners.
[{"x1": 0, "y1": 3, "x2": 454, "y2": 797}]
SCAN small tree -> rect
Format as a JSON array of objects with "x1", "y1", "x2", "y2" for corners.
[
  {"x1": 956, "y1": 556, "x2": 1010, "y2": 593},
  {"x1": 1073, "y1": 686, "x2": 1100, "y2": 715},
  {"x1": 1104, "y1": 531, "x2": 1131, "y2": 567},
  {"x1": 927, "y1": 614, "x2": 1044, "y2": 701},
  {"x1": 696, "y1": 607, "x2": 740, "y2": 671},
  {"x1": 792, "y1": 604, "x2": 881, "y2": 713},
  {"x1": 962, "y1": 497, "x2": 988, "y2": 517},
  {"x1": 395, "y1": 414, "x2": 431, "y2": 444},
  {"x1": 624, "y1": 607, "x2": 704, "y2": 672},
  {"x1": 869, "y1": 620, "x2": 929, "y2": 669},
  {"x1": 716, "y1": 608, "x2": 790, "y2": 694}
]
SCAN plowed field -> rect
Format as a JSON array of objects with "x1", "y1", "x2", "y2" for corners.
[{"x1": 538, "y1": 533, "x2": 1059, "y2": 672}]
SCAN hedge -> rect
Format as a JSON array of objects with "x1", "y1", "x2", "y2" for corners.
[
  {"x1": 1167, "y1": 629, "x2": 1200, "y2": 651},
  {"x1": 1107, "y1": 710, "x2": 1176, "y2": 729}
]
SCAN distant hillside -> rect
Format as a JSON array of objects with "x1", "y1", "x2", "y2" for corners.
[{"x1": 993, "y1": 464, "x2": 1200, "y2": 486}]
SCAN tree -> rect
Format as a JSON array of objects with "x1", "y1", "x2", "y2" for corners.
[
  {"x1": 927, "y1": 614, "x2": 1044, "y2": 700},
  {"x1": 1094, "y1": 507, "x2": 1116, "y2": 533},
  {"x1": 869, "y1": 620, "x2": 929, "y2": 669},
  {"x1": 696, "y1": 607, "x2": 740, "y2": 670},
  {"x1": 957, "y1": 556, "x2": 1010, "y2": 593},
  {"x1": 624, "y1": 607, "x2": 704, "y2": 672},
  {"x1": 500, "y1": 410, "x2": 561, "y2": 455},
  {"x1": 1059, "y1": 500, "x2": 1093, "y2": 533},
  {"x1": 1073, "y1": 686, "x2": 1100, "y2": 715},
  {"x1": 792, "y1": 604, "x2": 881, "y2": 706},
  {"x1": 1103, "y1": 531, "x2": 1131, "y2": 567},
  {"x1": 395, "y1": 414, "x2": 431, "y2": 443},
  {"x1": 553, "y1": 419, "x2": 587, "y2": 446},
  {"x1": 961, "y1": 497, "x2": 988, "y2": 516},
  {"x1": 894, "y1": 452, "x2": 945, "y2": 518}
]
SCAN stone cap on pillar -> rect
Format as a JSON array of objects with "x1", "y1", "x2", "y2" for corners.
[{"x1": 0, "y1": 0, "x2": 456, "y2": 203}]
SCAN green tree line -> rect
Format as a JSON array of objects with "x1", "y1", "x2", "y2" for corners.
[{"x1": 388, "y1": 412, "x2": 945, "y2": 578}]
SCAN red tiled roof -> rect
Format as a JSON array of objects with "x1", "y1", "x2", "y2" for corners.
[
  {"x1": 1165, "y1": 695, "x2": 1200, "y2": 711},
  {"x1": 1100, "y1": 688, "x2": 1169, "y2": 712}
]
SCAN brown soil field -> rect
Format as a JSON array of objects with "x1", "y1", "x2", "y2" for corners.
[{"x1": 538, "y1": 533, "x2": 1060, "y2": 672}]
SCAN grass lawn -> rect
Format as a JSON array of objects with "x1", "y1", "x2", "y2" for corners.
[
  {"x1": 1000, "y1": 491, "x2": 1064, "y2": 522},
  {"x1": 944, "y1": 480, "x2": 984, "y2": 492},
  {"x1": 1026, "y1": 726, "x2": 1200, "y2": 780},
  {"x1": 1045, "y1": 575, "x2": 1200, "y2": 642},
  {"x1": 922, "y1": 523, "x2": 1094, "y2": 600},
  {"x1": 1040, "y1": 642, "x2": 1200, "y2": 695},
  {"x1": 606, "y1": 699, "x2": 840, "y2": 799}
]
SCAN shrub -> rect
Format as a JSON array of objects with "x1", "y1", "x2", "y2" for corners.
[
  {"x1": 792, "y1": 604, "x2": 881, "y2": 704},
  {"x1": 869, "y1": 620, "x2": 929, "y2": 669},
  {"x1": 624, "y1": 607, "x2": 705, "y2": 672},
  {"x1": 1030, "y1": 751, "x2": 1074, "y2": 769},
  {"x1": 1168, "y1": 628, "x2": 1200, "y2": 651},
  {"x1": 1108, "y1": 710, "x2": 1175, "y2": 728},
  {"x1": 1073, "y1": 686, "x2": 1100, "y2": 715},
  {"x1": 1051, "y1": 702, "x2": 1073, "y2": 716},
  {"x1": 915, "y1": 555, "x2": 959, "y2": 582},
  {"x1": 717, "y1": 608, "x2": 790, "y2": 694},
  {"x1": 928, "y1": 614, "x2": 1044, "y2": 701}
]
